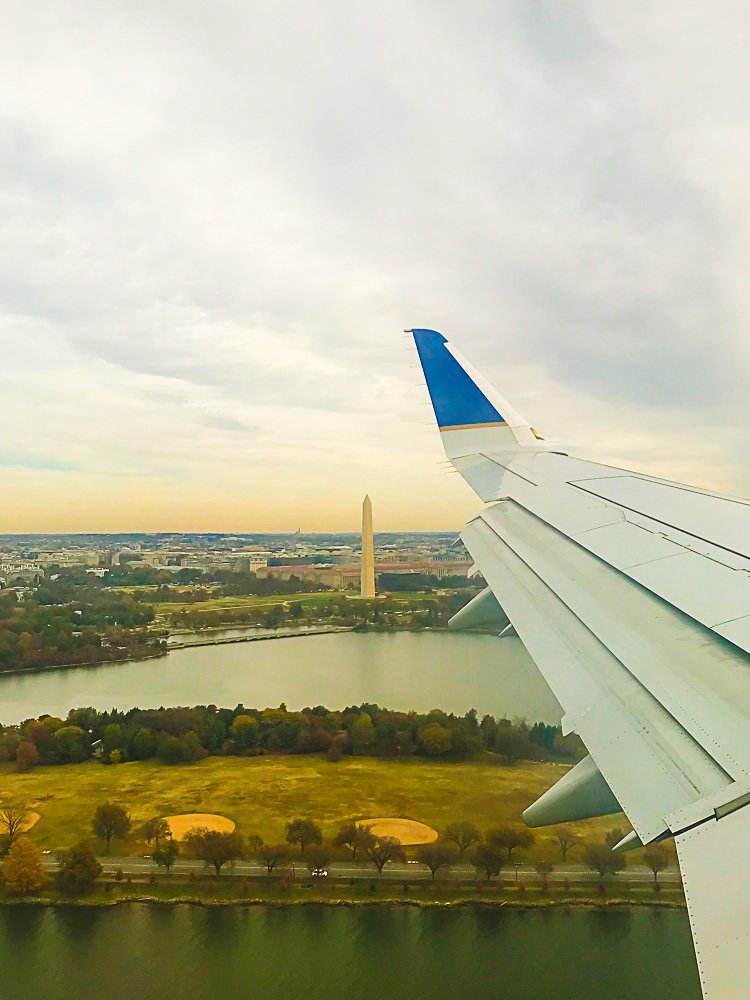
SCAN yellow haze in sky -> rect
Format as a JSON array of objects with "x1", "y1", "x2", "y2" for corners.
[{"x1": 0, "y1": 467, "x2": 479, "y2": 534}]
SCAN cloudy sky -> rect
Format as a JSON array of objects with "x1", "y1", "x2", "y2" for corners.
[{"x1": 2, "y1": 1, "x2": 750, "y2": 532}]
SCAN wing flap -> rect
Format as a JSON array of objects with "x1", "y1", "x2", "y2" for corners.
[
  {"x1": 677, "y1": 806, "x2": 750, "y2": 1000},
  {"x1": 462, "y1": 515, "x2": 721, "y2": 842}
]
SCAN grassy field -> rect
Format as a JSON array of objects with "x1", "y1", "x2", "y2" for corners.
[
  {"x1": 153, "y1": 590, "x2": 444, "y2": 617},
  {"x1": 0, "y1": 755, "x2": 640, "y2": 863},
  {"x1": 153, "y1": 592, "x2": 345, "y2": 616}
]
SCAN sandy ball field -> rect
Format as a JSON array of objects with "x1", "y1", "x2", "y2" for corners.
[
  {"x1": 358, "y1": 817, "x2": 438, "y2": 846},
  {"x1": 164, "y1": 813, "x2": 236, "y2": 841}
]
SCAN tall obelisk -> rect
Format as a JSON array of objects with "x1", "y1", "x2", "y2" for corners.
[{"x1": 360, "y1": 494, "x2": 375, "y2": 598}]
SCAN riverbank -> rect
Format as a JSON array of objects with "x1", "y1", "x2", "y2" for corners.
[
  {"x1": 0, "y1": 879, "x2": 686, "y2": 909},
  {"x1": 0, "y1": 646, "x2": 168, "y2": 679},
  {"x1": 0, "y1": 621, "x2": 433, "y2": 675}
]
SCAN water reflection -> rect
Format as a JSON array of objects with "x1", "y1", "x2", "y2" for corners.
[{"x1": 0, "y1": 905, "x2": 700, "y2": 1000}]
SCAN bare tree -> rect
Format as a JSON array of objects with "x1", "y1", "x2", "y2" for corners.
[
  {"x1": 142, "y1": 817, "x2": 171, "y2": 846},
  {"x1": 259, "y1": 844, "x2": 289, "y2": 876},
  {"x1": 416, "y1": 839, "x2": 458, "y2": 880},
  {"x1": 443, "y1": 821, "x2": 480, "y2": 857},
  {"x1": 643, "y1": 845, "x2": 670, "y2": 888},
  {"x1": 553, "y1": 828, "x2": 580, "y2": 862},
  {"x1": 305, "y1": 845, "x2": 333, "y2": 875},
  {"x1": 0, "y1": 803, "x2": 30, "y2": 845},
  {"x1": 366, "y1": 836, "x2": 404, "y2": 876},
  {"x1": 247, "y1": 833, "x2": 264, "y2": 855},
  {"x1": 184, "y1": 828, "x2": 245, "y2": 876},
  {"x1": 334, "y1": 820, "x2": 375, "y2": 860}
]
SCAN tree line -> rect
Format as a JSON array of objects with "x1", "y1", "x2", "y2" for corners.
[
  {"x1": 0, "y1": 702, "x2": 585, "y2": 769},
  {"x1": 0, "y1": 589, "x2": 161, "y2": 673},
  {"x1": 0, "y1": 801, "x2": 674, "y2": 897}
]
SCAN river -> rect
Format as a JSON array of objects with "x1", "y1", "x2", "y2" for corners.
[
  {"x1": 0, "y1": 631, "x2": 562, "y2": 724},
  {"x1": 0, "y1": 905, "x2": 699, "y2": 1000}
]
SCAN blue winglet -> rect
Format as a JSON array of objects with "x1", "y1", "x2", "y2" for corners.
[{"x1": 411, "y1": 329, "x2": 506, "y2": 430}]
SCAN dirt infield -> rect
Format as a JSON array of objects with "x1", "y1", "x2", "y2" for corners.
[
  {"x1": 358, "y1": 817, "x2": 438, "y2": 846},
  {"x1": 164, "y1": 813, "x2": 236, "y2": 841}
]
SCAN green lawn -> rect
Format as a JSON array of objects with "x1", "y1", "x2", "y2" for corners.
[
  {"x1": 154, "y1": 590, "x2": 448, "y2": 616},
  {"x1": 0, "y1": 755, "x2": 635, "y2": 862}
]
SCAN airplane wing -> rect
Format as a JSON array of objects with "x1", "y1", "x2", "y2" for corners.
[{"x1": 411, "y1": 328, "x2": 750, "y2": 1000}]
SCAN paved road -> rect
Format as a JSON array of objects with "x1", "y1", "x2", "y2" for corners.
[{"x1": 42, "y1": 856, "x2": 681, "y2": 883}]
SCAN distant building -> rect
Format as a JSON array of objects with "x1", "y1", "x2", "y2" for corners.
[{"x1": 255, "y1": 564, "x2": 361, "y2": 589}]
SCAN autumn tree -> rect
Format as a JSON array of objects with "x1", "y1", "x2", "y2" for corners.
[
  {"x1": 0, "y1": 803, "x2": 29, "y2": 845},
  {"x1": 553, "y1": 828, "x2": 580, "y2": 862},
  {"x1": 2, "y1": 837, "x2": 46, "y2": 894},
  {"x1": 349, "y1": 713, "x2": 375, "y2": 754},
  {"x1": 92, "y1": 802, "x2": 131, "y2": 851},
  {"x1": 259, "y1": 844, "x2": 289, "y2": 875},
  {"x1": 444, "y1": 821, "x2": 480, "y2": 857},
  {"x1": 471, "y1": 843, "x2": 504, "y2": 881},
  {"x1": 286, "y1": 818, "x2": 322, "y2": 856},
  {"x1": 643, "y1": 845, "x2": 670, "y2": 888},
  {"x1": 142, "y1": 817, "x2": 171, "y2": 846},
  {"x1": 334, "y1": 820, "x2": 376, "y2": 860},
  {"x1": 417, "y1": 724, "x2": 453, "y2": 757},
  {"x1": 184, "y1": 828, "x2": 245, "y2": 875},
  {"x1": 230, "y1": 715, "x2": 260, "y2": 752},
  {"x1": 416, "y1": 839, "x2": 458, "y2": 880},
  {"x1": 56, "y1": 843, "x2": 102, "y2": 893},
  {"x1": 15, "y1": 741, "x2": 38, "y2": 773},
  {"x1": 366, "y1": 836, "x2": 404, "y2": 875},
  {"x1": 486, "y1": 824, "x2": 535, "y2": 862}
]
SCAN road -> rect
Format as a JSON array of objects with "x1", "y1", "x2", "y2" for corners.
[{"x1": 41, "y1": 856, "x2": 681, "y2": 884}]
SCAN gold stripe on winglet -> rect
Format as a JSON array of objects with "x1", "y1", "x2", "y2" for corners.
[{"x1": 439, "y1": 421, "x2": 508, "y2": 432}]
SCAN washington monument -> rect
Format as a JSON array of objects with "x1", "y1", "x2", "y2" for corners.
[{"x1": 360, "y1": 494, "x2": 375, "y2": 598}]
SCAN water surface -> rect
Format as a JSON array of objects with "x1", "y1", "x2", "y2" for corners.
[
  {"x1": 0, "y1": 905, "x2": 699, "y2": 1000},
  {"x1": 0, "y1": 632, "x2": 562, "y2": 724}
]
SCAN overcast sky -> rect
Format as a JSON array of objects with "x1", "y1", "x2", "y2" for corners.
[{"x1": 2, "y1": 1, "x2": 750, "y2": 532}]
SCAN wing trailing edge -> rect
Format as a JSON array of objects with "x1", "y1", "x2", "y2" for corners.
[{"x1": 412, "y1": 326, "x2": 750, "y2": 999}]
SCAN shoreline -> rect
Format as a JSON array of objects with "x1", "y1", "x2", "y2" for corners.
[
  {"x1": 0, "y1": 893, "x2": 686, "y2": 911},
  {"x1": 0, "y1": 623, "x2": 456, "y2": 679},
  {"x1": 0, "y1": 647, "x2": 169, "y2": 679}
]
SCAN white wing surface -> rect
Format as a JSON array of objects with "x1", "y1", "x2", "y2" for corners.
[{"x1": 411, "y1": 328, "x2": 750, "y2": 1000}]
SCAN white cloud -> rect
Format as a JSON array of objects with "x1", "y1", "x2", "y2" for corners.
[{"x1": 1, "y1": 0, "x2": 749, "y2": 530}]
